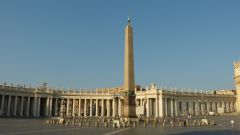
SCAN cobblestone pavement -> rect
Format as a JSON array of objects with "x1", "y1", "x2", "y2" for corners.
[{"x1": 0, "y1": 113, "x2": 240, "y2": 135}]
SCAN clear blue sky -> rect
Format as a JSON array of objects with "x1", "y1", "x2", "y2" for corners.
[{"x1": 0, "y1": 0, "x2": 239, "y2": 90}]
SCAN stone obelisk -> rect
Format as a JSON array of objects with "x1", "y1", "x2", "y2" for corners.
[
  {"x1": 123, "y1": 17, "x2": 136, "y2": 118},
  {"x1": 234, "y1": 61, "x2": 240, "y2": 112}
]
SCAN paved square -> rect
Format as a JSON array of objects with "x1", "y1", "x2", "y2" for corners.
[{"x1": 0, "y1": 114, "x2": 240, "y2": 135}]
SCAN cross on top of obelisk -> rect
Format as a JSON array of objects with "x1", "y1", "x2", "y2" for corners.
[{"x1": 128, "y1": 16, "x2": 131, "y2": 23}]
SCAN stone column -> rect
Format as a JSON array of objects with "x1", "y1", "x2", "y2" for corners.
[
  {"x1": 20, "y1": 96, "x2": 24, "y2": 116},
  {"x1": 227, "y1": 102, "x2": 230, "y2": 112},
  {"x1": 112, "y1": 98, "x2": 116, "y2": 117},
  {"x1": 195, "y1": 102, "x2": 199, "y2": 116},
  {"x1": 146, "y1": 98, "x2": 149, "y2": 117},
  {"x1": 171, "y1": 99, "x2": 174, "y2": 116},
  {"x1": 217, "y1": 102, "x2": 220, "y2": 109},
  {"x1": 155, "y1": 98, "x2": 159, "y2": 117},
  {"x1": 66, "y1": 98, "x2": 69, "y2": 116},
  {"x1": 45, "y1": 98, "x2": 48, "y2": 116},
  {"x1": 210, "y1": 102, "x2": 213, "y2": 111},
  {"x1": 165, "y1": 98, "x2": 168, "y2": 117},
  {"x1": 72, "y1": 99, "x2": 75, "y2": 116},
  {"x1": 90, "y1": 99, "x2": 93, "y2": 117},
  {"x1": 78, "y1": 98, "x2": 81, "y2": 116},
  {"x1": 175, "y1": 99, "x2": 178, "y2": 116},
  {"x1": 101, "y1": 99, "x2": 104, "y2": 116},
  {"x1": 200, "y1": 102, "x2": 203, "y2": 115},
  {"x1": 49, "y1": 98, "x2": 52, "y2": 116},
  {"x1": 233, "y1": 102, "x2": 236, "y2": 111},
  {"x1": 158, "y1": 97, "x2": 164, "y2": 117},
  {"x1": 95, "y1": 99, "x2": 99, "y2": 117},
  {"x1": 26, "y1": 97, "x2": 30, "y2": 116},
  {"x1": 35, "y1": 98, "x2": 38, "y2": 117},
  {"x1": 37, "y1": 98, "x2": 40, "y2": 117},
  {"x1": 234, "y1": 102, "x2": 236, "y2": 111},
  {"x1": 33, "y1": 96, "x2": 37, "y2": 117},
  {"x1": 7, "y1": 95, "x2": 11, "y2": 116},
  {"x1": 206, "y1": 102, "x2": 210, "y2": 113},
  {"x1": 224, "y1": 102, "x2": 227, "y2": 112},
  {"x1": 183, "y1": 101, "x2": 186, "y2": 113},
  {"x1": 14, "y1": 96, "x2": 18, "y2": 116},
  {"x1": 54, "y1": 98, "x2": 58, "y2": 116},
  {"x1": 45, "y1": 98, "x2": 49, "y2": 116},
  {"x1": 149, "y1": 99, "x2": 152, "y2": 116},
  {"x1": 223, "y1": 101, "x2": 226, "y2": 112},
  {"x1": 118, "y1": 99, "x2": 122, "y2": 116},
  {"x1": 212, "y1": 102, "x2": 216, "y2": 112},
  {"x1": 215, "y1": 102, "x2": 218, "y2": 111},
  {"x1": 189, "y1": 101, "x2": 193, "y2": 115},
  {"x1": 229, "y1": 102, "x2": 231, "y2": 112},
  {"x1": 231, "y1": 102, "x2": 234, "y2": 112},
  {"x1": 107, "y1": 99, "x2": 110, "y2": 117},
  {"x1": 0, "y1": 95, "x2": 5, "y2": 115},
  {"x1": 192, "y1": 102, "x2": 196, "y2": 115},
  {"x1": 84, "y1": 99, "x2": 87, "y2": 116}
]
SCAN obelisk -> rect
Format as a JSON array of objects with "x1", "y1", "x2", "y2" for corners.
[
  {"x1": 123, "y1": 17, "x2": 136, "y2": 118},
  {"x1": 234, "y1": 61, "x2": 240, "y2": 112}
]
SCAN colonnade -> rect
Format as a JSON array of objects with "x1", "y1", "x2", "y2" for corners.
[
  {"x1": 0, "y1": 94, "x2": 124, "y2": 118},
  {"x1": 0, "y1": 95, "x2": 32, "y2": 117},
  {"x1": 0, "y1": 94, "x2": 59, "y2": 117},
  {"x1": 136, "y1": 97, "x2": 236, "y2": 117},
  {"x1": 62, "y1": 98, "x2": 122, "y2": 117},
  {"x1": 0, "y1": 89, "x2": 237, "y2": 118}
]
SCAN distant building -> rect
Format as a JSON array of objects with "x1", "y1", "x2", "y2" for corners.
[{"x1": 215, "y1": 90, "x2": 236, "y2": 95}]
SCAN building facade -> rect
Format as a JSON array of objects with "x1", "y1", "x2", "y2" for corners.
[{"x1": 0, "y1": 82, "x2": 237, "y2": 118}]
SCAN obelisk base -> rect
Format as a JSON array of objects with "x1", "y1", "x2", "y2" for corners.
[
  {"x1": 123, "y1": 96, "x2": 137, "y2": 119},
  {"x1": 123, "y1": 104, "x2": 136, "y2": 118}
]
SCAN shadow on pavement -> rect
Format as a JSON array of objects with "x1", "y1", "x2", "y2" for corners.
[{"x1": 170, "y1": 129, "x2": 240, "y2": 135}]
